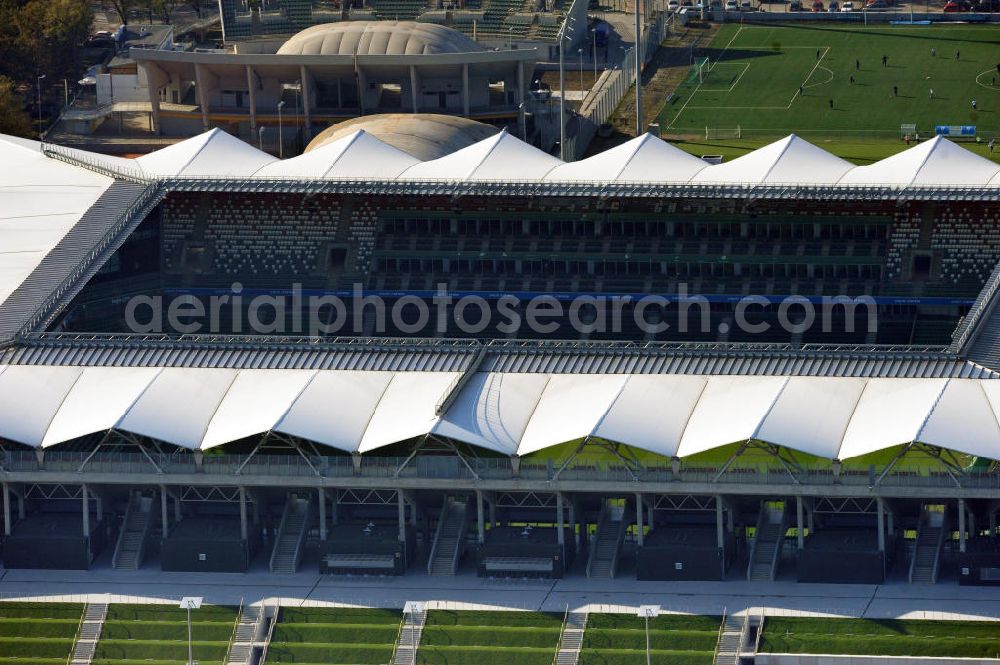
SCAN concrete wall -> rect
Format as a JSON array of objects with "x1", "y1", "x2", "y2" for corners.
[{"x1": 758, "y1": 654, "x2": 1000, "y2": 665}]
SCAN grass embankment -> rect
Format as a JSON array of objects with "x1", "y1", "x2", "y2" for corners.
[
  {"x1": 417, "y1": 610, "x2": 564, "y2": 665},
  {"x1": 580, "y1": 613, "x2": 720, "y2": 665},
  {"x1": 760, "y1": 617, "x2": 1000, "y2": 658},
  {"x1": 265, "y1": 607, "x2": 402, "y2": 665},
  {"x1": 0, "y1": 601, "x2": 84, "y2": 665},
  {"x1": 92, "y1": 603, "x2": 238, "y2": 665}
]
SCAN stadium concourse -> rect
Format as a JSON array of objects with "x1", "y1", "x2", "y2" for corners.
[{"x1": 1, "y1": 128, "x2": 1000, "y2": 589}]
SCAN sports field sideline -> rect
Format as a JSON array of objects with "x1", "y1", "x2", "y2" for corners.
[{"x1": 660, "y1": 23, "x2": 1000, "y2": 148}]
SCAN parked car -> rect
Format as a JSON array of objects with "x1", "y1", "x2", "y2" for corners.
[
  {"x1": 725, "y1": 0, "x2": 739, "y2": 9},
  {"x1": 812, "y1": 1, "x2": 824, "y2": 10},
  {"x1": 840, "y1": 1, "x2": 854, "y2": 8},
  {"x1": 789, "y1": 0, "x2": 803, "y2": 8},
  {"x1": 865, "y1": 0, "x2": 888, "y2": 9},
  {"x1": 667, "y1": 0, "x2": 680, "y2": 10},
  {"x1": 828, "y1": 1, "x2": 839, "y2": 9},
  {"x1": 943, "y1": 0, "x2": 971, "y2": 10}
]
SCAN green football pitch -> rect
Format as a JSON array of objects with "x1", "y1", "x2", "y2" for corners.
[{"x1": 659, "y1": 23, "x2": 1000, "y2": 144}]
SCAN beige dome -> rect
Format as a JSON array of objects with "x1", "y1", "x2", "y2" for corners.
[
  {"x1": 277, "y1": 21, "x2": 483, "y2": 56},
  {"x1": 306, "y1": 114, "x2": 499, "y2": 161}
]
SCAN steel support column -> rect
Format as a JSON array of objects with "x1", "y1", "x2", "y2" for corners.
[
  {"x1": 462, "y1": 64, "x2": 470, "y2": 117},
  {"x1": 245, "y1": 65, "x2": 257, "y2": 133},
  {"x1": 82, "y1": 484, "x2": 90, "y2": 537},
  {"x1": 876, "y1": 498, "x2": 885, "y2": 552},
  {"x1": 160, "y1": 486, "x2": 169, "y2": 538},
  {"x1": 716, "y1": 496, "x2": 725, "y2": 549},
  {"x1": 635, "y1": 492, "x2": 644, "y2": 547},
  {"x1": 2, "y1": 483, "x2": 10, "y2": 536},
  {"x1": 796, "y1": 496, "x2": 804, "y2": 549},
  {"x1": 959, "y1": 498, "x2": 967, "y2": 553},
  {"x1": 239, "y1": 487, "x2": 248, "y2": 541},
  {"x1": 318, "y1": 487, "x2": 327, "y2": 541},
  {"x1": 556, "y1": 492, "x2": 565, "y2": 546},
  {"x1": 398, "y1": 491, "x2": 406, "y2": 543},
  {"x1": 476, "y1": 490, "x2": 485, "y2": 544}
]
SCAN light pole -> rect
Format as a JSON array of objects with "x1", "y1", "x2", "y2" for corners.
[
  {"x1": 591, "y1": 29, "x2": 597, "y2": 79},
  {"x1": 578, "y1": 48, "x2": 583, "y2": 93},
  {"x1": 518, "y1": 101, "x2": 527, "y2": 141},
  {"x1": 258, "y1": 125, "x2": 265, "y2": 150},
  {"x1": 179, "y1": 597, "x2": 202, "y2": 665},
  {"x1": 635, "y1": 0, "x2": 643, "y2": 135},
  {"x1": 277, "y1": 100, "x2": 285, "y2": 158},
  {"x1": 508, "y1": 26, "x2": 513, "y2": 50},
  {"x1": 294, "y1": 79, "x2": 301, "y2": 149},
  {"x1": 637, "y1": 605, "x2": 660, "y2": 665},
  {"x1": 557, "y1": 22, "x2": 566, "y2": 160},
  {"x1": 36, "y1": 74, "x2": 46, "y2": 138}
]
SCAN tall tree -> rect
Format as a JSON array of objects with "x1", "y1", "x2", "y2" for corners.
[{"x1": 0, "y1": 75, "x2": 33, "y2": 137}]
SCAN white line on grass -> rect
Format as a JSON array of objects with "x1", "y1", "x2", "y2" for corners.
[
  {"x1": 789, "y1": 47, "x2": 831, "y2": 106},
  {"x1": 666, "y1": 26, "x2": 744, "y2": 128},
  {"x1": 698, "y1": 62, "x2": 751, "y2": 93}
]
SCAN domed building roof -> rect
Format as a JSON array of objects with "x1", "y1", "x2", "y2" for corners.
[
  {"x1": 277, "y1": 21, "x2": 484, "y2": 57},
  {"x1": 305, "y1": 114, "x2": 499, "y2": 161}
]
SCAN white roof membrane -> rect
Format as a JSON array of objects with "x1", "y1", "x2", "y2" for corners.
[
  {"x1": 253, "y1": 130, "x2": 419, "y2": 179},
  {"x1": 42, "y1": 367, "x2": 162, "y2": 448},
  {"x1": 433, "y1": 372, "x2": 549, "y2": 455},
  {"x1": 692, "y1": 135, "x2": 853, "y2": 185},
  {"x1": 358, "y1": 371, "x2": 459, "y2": 453},
  {"x1": 516, "y1": 374, "x2": 628, "y2": 456},
  {"x1": 676, "y1": 376, "x2": 789, "y2": 457},
  {"x1": 135, "y1": 128, "x2": 277, "y2": 177},
  {"x1": 401, "y1": 131, "x2": 563, "y2": 181},
  {"x1": 201, "y1": 369, "x2": 317, "y2": 450},
  {"x1": 594, "y1": 374, "x2": 708, "y2": 457},
  {"x1": 838, "y1": 378, "x2": 948, "y2": 459},
  {"x1": 544, "y1": 133, "x2": 709, "y2": 183},
  {"x1": 0, "y1": 365, "x2": 83, "y2": 447},
  {"x1": 117, "y1": 368, "x2": 239, "y2": 449},
  {"x1": 916, "y1": 379, "x2": 1000, "y2": 459}
]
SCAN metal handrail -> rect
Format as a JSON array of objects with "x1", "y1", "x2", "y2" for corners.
[
  {"x1": 223, "y1": 596, "x2": 245, "y2": 665},
  {"x1": 950, "y1": 259, "x2": 1000, "y2": 352},
  {"x1": 258, "y1": 602, "x2": 279, "y2": 665},
  {"x1": 550, "y1": 604, "x2": 570, "y2": 665},
  {"x1": 426, "y1": 500, "x2": 449, "y2": 575},
  {"x1": 65, "y1": 603, "x2": 88, "y2": 665},
  {"x1": 712, "y1": 607, "x2": 727, "y2": 665}
]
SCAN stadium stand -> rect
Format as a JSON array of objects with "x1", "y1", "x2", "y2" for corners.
[{"x1": 580, "y1": 614, "x2": 719, "y2": 665}]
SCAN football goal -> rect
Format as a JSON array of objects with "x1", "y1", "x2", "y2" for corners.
[
  {"x1": 687, "y1": 56, "x2": 711, "y2": 84},
  {"x1": 705, "y1": 126, "x2": 742, "y2": 139}
]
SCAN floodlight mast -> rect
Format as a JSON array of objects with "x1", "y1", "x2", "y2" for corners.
[{"x1": 179, "y1": 597, "x2": 203, "y2": 665}]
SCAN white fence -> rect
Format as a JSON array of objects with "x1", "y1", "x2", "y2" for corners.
[{"x1": 565, "y1": 11, "x2": 673, "y2": 160}]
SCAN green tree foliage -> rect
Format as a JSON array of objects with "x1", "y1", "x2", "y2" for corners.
[{"x1": 0, "y1": 75, "x2": 34, "y2": 137}]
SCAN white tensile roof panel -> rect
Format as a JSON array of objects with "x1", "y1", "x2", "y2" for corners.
[
  {"x1": 594, "y1": 374, "x2": 708, "y2": 457},
  {"x1": 517, "y1": 374, "x2": 628, "y2": 456},
  {"x1": 136, "y1": 128, "x2": 276, "y2": 177},
  {"x1": 0, "y1": 134, "x2": 112, "y2": 311},
  {"x1": 433, "y1": 372, "x2": 548, "y2": 455},
  {"x1": 401, "y1": 131, "x2": 562, "y2": 181},
  {"x1": 117, "y1": 368, "x2": 239, "y2": 449},
  {"x1": 42, "y1": 367, "x2": 162, "y2": 447},
  {"x1": 253, "y1": 130, "x2": 419, "y2": 179},
  {"x1": 201, "y1": 369, "x2": 316, "y2": 450},
  {"x1": 692, "y1": 135, "x2": 852, "y2": 185},
  {"x1": 0, "y1": 365, "x2": 83, "y2": 447},
  {"x1": 275, "y1": 371, "x2": 393, "y2": 452},
  {"x1": 359, "y1": 371, "x2": 459, "y2": 453},
  {"x1": 756, "y1": 377, "x2": 866, "y2": 459},
  {"x1": 544, "y1": 133, "x2": 708, "y2": 183},
  {"x1": 676, "y1": 376, "x2": 788, "y2": 457},
  {"x1": 918, "y1": 380, "x2": 1000, "y2": 459},
  {"x1": 838, "y1": 378, "x2": 948, "y2": 459},
  {"x1": 838, "y1": 136, "x2": 962, "y2": 187},
  {"x1": 910, "y1": 136, "x2": 1000, "y2": 186}
]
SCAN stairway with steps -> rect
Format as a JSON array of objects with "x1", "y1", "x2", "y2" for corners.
[
  {"x1": 393, "y1": 605, "x2": 427, "y2": 665},
  {"x1": 428, "y1": 499, "x2": 467, "y2": 576},
  {"x1": 226, "y1": 605, "x2": 261, "y2": 665},
  {"x1": 70, "y1": 602, "x2": 108, "y2": 665},
  {"x1": 270, "y1": 495, "x2": 310, "y2": 574},
  {"x1": 112, "y1": 493, "x2": 153, "y2": 570},
  {"x1": 748, "y1": 503, "x2": 787, "y2": 582},
  {"x1": 713, "y1": 613, "x2": 744, "y2": 665},
  {"x1": 555, "y1": 611, "x2": 588, "y2": 665},
  {"x1": 587, "y1": 504, "x2": 627, "y2": 580},
  {"x1": 910, "y1": 507, "x2": 947, "y2": 584}
]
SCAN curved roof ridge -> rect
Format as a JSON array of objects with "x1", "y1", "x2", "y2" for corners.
[{"x1": 759, "y1": 134, "x2": 797, "y2": 183}]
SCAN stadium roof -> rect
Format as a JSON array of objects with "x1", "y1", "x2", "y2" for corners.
[
  {"x1": 543, "y1": 132, "x2": 709, "y2": 182},
  {"x1": 0, "y1": 135, "x2": 113, "y2": 314},
  {"x1": 691, "y1": 134, "x2": 855, "y2": 185},
  {"x1": 840, "y1": 135, "x2": 1000, "y2": 186},
  {"x1": 400, "y1": 130, "x2": 564, "y2": 181},
  {"x1": 276, "y1": 21, "x2": 484, "y2": 56},
  {"x1": 2, "y1": 364, "x2": 1000, "y2": 460},
  {"x1": 134, "y1": 128, "x2": 277, "y2": 177},
  {"x1": 254, "y1": 129, "x2": 419, "y2": 179}
]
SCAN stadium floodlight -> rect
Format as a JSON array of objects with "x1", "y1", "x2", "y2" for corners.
[
  {"x1": 636, "y1": 605, "x2": 660, "y2": 665},
  {"x1": 276, "y1": 100, "x2": 285, "y2": 159},
  {"x1": 179, "y1": 597, "x2": 203, "y2": 665}
]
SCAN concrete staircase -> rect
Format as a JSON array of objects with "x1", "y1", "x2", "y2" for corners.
[
  {"x1": 910, "y1": 506, "x2": 947, "y2": 584},
  {"x1": 555, "y1": 611, "x2": 588, "y2": 665},
  {"x1": 428, "y1": 499, "x2": 467, "y2": 576},
  {"x1": 748, "y1": 502, "x2": 787, "y2": 582},
  {"x1": 226, "y1": 604, "x2": 261, "y2": 665},
  {"x1": 587, "y1": 503, "x2": 626, "y2": 580},
  {"x1": 70, "y1": 602, "x2": 108, "y2": 665},
  {"x1": 112, "y1": 492, "x2": 153, "y2": 570},
  {"x1": 393, "y1": 605, "x2": 427, "y2": 665},
  {"x1": 270, "y1": 495, "x2": 310, "y2": 574},
  {"x1": 713, "y1": 613, "x2": 744, "y2": 665}
]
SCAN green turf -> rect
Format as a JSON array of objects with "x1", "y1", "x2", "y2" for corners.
[
  {"x1": 416, "y1": 611, "x2": 564, "y2": 665},
  {"x1": 658, "y1": 23, "x2": 1000, "y2": 161},
  {"x1": 580, "y1": 614, "x2": 719, "y2": 665},
  {"x1": 0, "y1": 602, "x2": 84, "y2": 663},
  {"x1": 93, "y1": 604, "x2": 238, "y2": 665},
  {"x1": 760, "y1": 617, "x2": 1000, "y2": 658},
  {"x1": 267, "y1": 607, "x2": 403, "y2": 665}
]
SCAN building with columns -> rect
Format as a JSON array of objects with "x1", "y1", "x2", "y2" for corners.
[{"x1": 132, "y1": 21, "x2": 537, "y2": 144}]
